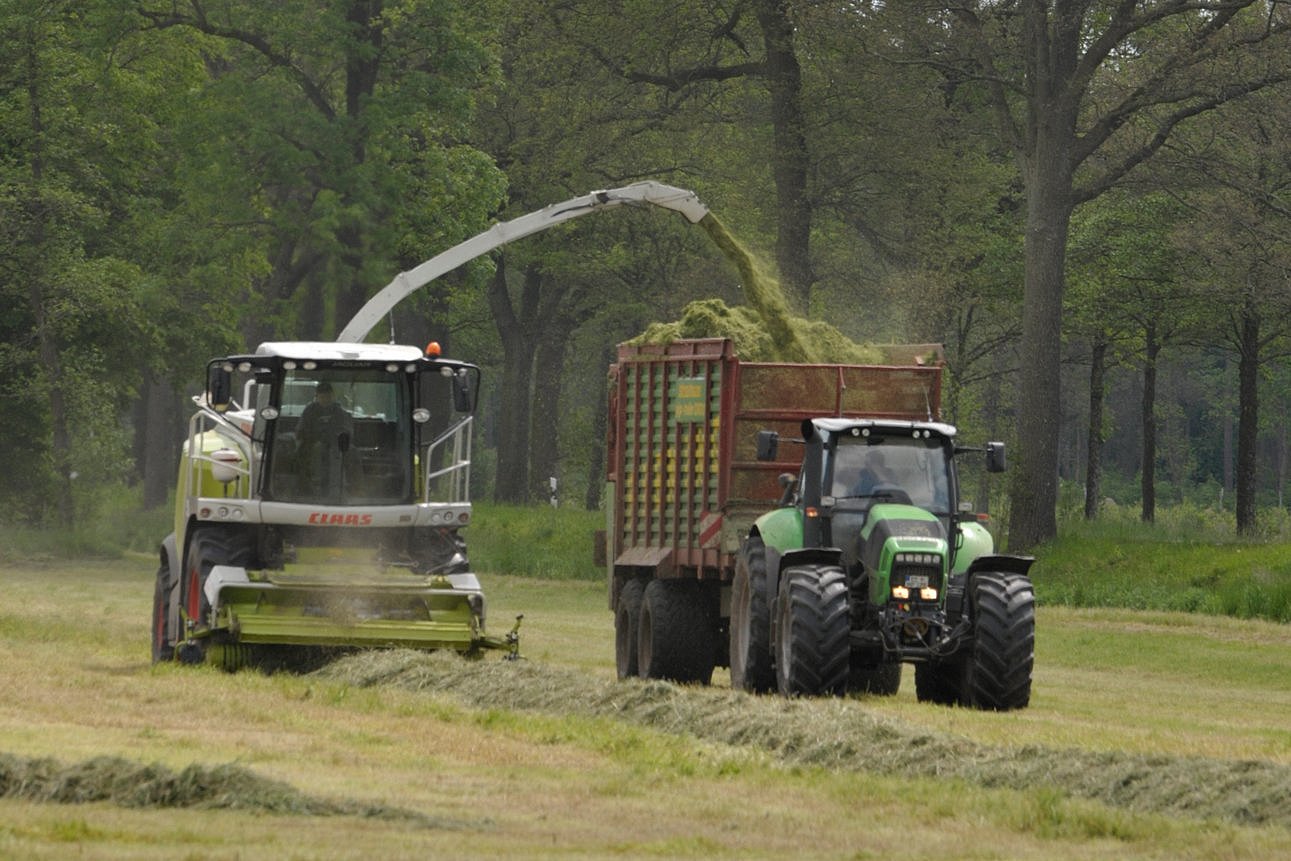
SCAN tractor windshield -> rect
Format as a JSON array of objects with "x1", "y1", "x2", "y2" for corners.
[
  {"x1": 829, "y1": 434, "x2": 951, "y2": 515},
  {"x1": 263, "y1": 368, "x2": 412, "y2": 505}
]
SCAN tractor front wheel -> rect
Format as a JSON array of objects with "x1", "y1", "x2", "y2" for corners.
[
  {"x1": 962, "y1": 571, "x2": 1035, "y2": 711},
  {"x1": 774, "y1": 565, "x2": 850, "y2": 697}
]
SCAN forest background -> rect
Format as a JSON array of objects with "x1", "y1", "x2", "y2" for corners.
[{"x1": 5, "y1": 1, "x2": 1291, "y2": 551}]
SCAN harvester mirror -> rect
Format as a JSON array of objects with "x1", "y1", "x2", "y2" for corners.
[
  {"x1": 208, "y1": 365, "x2": 233, "y2": 412},
  {"x1": 986, "y1": 441, "x2": 1007, "y2": 473},
  {"x1": 452, "y1": 371, "x2": 473, "y2": 413},
  {"x1": 755, "y1": 430, "x2": 779, "y2": 461}
]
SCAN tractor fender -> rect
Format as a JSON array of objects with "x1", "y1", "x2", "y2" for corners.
[
  {"x1": 964, "y1": 554, "x2": 1035, "y2": 579},
  {"x1": 770, "y1": 546, "x2": 844, "y2": 612}
]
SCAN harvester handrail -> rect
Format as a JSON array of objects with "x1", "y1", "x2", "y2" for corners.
[
  {"x1": 184, "y1": 405, "x2": 255, "y2": 501},
  {"x1": 423, "y1": 415, "x2": 472, "y2": 504}
]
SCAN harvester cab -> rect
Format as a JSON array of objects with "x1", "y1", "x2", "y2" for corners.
[
  {"x1": 153, "y1": 340, "x2": 520, "y2": 669},
  {"x1": 737, "y1": 418, "x2": 1035, "y2": 709}
]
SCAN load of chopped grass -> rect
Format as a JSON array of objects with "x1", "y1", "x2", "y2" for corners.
[
  {"x1": 628, "y1": 215, "x2": 886, "y2": 365},
  {"x1": 317, "y1": 650, "x2": 1291, "y2": 829},
  {"x1": 0, "y1": 753, "x2": 466, "y2": 828}
]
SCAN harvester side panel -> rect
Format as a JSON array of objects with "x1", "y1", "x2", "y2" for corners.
[{"x1": 607, "y1": 338, "x2": 943, "y2": 586}]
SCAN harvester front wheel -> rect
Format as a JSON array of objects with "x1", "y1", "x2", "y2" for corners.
[
  {"x1": 615, "y1": 577, "x2": 646, "y2": 679},
  {"x1": 774, "y1": 565, "x2": 849, "y2": 697},
  {"x1": 181, "y1": 526, "x2": 255, "y2": 652},
  {"x1": 730, "y1": 536, "x2": 774, "y2": 693},
  {"x1": 962, "y1": 571, "x2": 1035, "y2": 711},
  {"x1": 638, "y1": 579, "x2": 715, "y2": 684},
  {"x1": 151, "y1": 559, "x2": 175, "y2": 664}
]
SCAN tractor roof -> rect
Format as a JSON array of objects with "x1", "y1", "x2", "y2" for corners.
[{"x1": 809, "y1": 417, "x2": 958, "y2": 439}]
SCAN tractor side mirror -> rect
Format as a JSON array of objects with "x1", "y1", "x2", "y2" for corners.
[
  {"x1": 756, "y1": 430, "x2": 779, "y2": 462},
  {"x1": 985, "y1": 441, "x2": 1006, "y2": 473},
  {"x1": 209, "y1": 366, "x2": 233, "y2": 412}
]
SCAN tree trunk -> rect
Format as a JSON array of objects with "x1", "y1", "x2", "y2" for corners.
[
  {"x1": 1235, "y1": 301, "x2": 1260, "y2": 535},
  {"x1": 1140, "y1": 324, "x2": 1158, "y2": 524},
  {"x1": 23, "y1": 23, "x2": 75, "y2": 528},
  {"x1": 753, "y1": 0, "x2": 814, "y2": 309},
  {"x1": 489, "y1": 256, "x2": 538, "y2": 504},
  {"x1": 137, "y1": 377, "x2": 182, "y2": 510},
  {"x1": 1006, "y1": 132, "x2": 1073, "y2": 550},
  {"x1": 1084, "y1": 339, "x2": 1106, "y2": 520},
  {"x1": 528, "y1": 322, "x2": 570, "y2": 505}
]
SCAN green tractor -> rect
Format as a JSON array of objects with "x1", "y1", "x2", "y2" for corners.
[{"x1": 731, "y1": 418, "x2": 1035, "y2": 710}]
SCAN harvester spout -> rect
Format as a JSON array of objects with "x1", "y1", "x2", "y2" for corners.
[{"x1": 337, "y1": 182, "x2": 709, "y2": 343}]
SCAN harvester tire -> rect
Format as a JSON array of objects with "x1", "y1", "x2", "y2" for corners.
[
  {"x1": 730, "y1": 536, "x2": 774, "y2": 693},
  {"x1": 638, "y1": 579, "x2": 715, "y2": 685},
  {"x1": 615, "y1": 578, "x2": 646, "y2": 679},
  {"x1": 849, "y1": 659, "x2": 901, "y2": 696},
  {"x1": 774, "y1": 565, "x2": 849, "y2": 697},
  {"x1": 962, "y1": 571, "x2": 1035, "y2": 711},
  {"x1": 182, "y1": 526, "x2": 255, "y2": 647},
  {"x1": 151, "y1": 560, "x2": 174, "y2": 664}
]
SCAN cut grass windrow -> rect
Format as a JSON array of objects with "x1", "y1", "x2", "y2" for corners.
[
  {"x1": 317, "y1": 649, "x2": 1291, "y2": 829},
  {"x1": 0, "y1": 753, "x2": 475, "y2": 829}
]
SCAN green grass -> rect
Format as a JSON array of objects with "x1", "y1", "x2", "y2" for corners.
[
  {"x1": 1037, "y1": 511, "x2": 1291, "y2": 622},
  {"x1": 467, "y1": 501, "x2": 604, "y2": 580}
]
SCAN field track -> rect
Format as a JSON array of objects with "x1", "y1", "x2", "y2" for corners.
[{"x1": 1, "y1": 560, "x2": 1289, "y2": 859}]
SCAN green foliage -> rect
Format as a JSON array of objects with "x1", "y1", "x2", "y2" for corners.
[
  {"x1": 1039, "y1": 509, "x2": 1291, "y2": 622},
  {"x1": 466, "y1": 501, "x2": 603, "y2": 580}
]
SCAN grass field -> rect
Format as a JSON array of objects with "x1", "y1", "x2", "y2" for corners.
[{"x1": 1, "y1": 556, "x2": 1290, "y2": 859}]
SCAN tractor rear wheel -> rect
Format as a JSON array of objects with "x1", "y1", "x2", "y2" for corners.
[
  {"x1": 774, "y1": 565, "x2": 850, "y2": 697},
  {"x1": 962, "y1": 571, "x2": 1035, "y2": 710},
  {"x1": 849, "y1": 658, "x2": 901, "y2": 696},
  {"x1": 638, "y1": 579, "x2": 715, "y2": 684},
  {"x1": 615, "y1": 578, "x2": 646, "y2": 679},
  {"x1": 730, "y1": 536, "x2": 774, "y2": 693},
  {"x1": 914, "y1": 660, "x2": 963, "y2": 705}
]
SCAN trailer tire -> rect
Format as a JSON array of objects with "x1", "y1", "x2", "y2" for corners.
[
  {"x1": 962, "y1": 571, "x2": 1035, "y2": 711},
  {"x1": 151, "y1": 560, "x2": 174, "y2": 664},
  {"x1": 774, "y1": 565, "x2": 850, "y2": 697},
  {"x1": 849, "y1": 659, "x2": 901, "y2": 696},
  {"x1": 730, "y1": 537, "x2": 775, "y2": 693},
  {"x1": 638, "y1": 579, "x2": 715, "y2": 685},
  {"x1": 615, "y1": 578, "x2": 646, "y2": 679}
]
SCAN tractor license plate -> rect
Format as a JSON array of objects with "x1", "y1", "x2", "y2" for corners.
[{"x1": 905, "y1": 574, "x2": 929, "y2": 589}]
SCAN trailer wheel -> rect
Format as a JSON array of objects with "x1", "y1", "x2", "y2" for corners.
[
  {"x1": 638, "y1": 579, "x2": 715, "y2": 684},
  {"x1": 615, "y1": 578, "x2": 646, "y2": 679},
  {"x1": 151, "y1": 559, "x2": 175, "y2": 664},
  {"x1": 962, "y1": 571, "x2": 1035, "y2": 711},
  {"x1": 730, "y1": 536, "x2": 775, "y2": 693},
  {"x1": 849, "y1": 659, "x2": 901, "y2": 696},
  {"x1": 774, "y1": 565, "x2": 850, "y2": 697}
]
